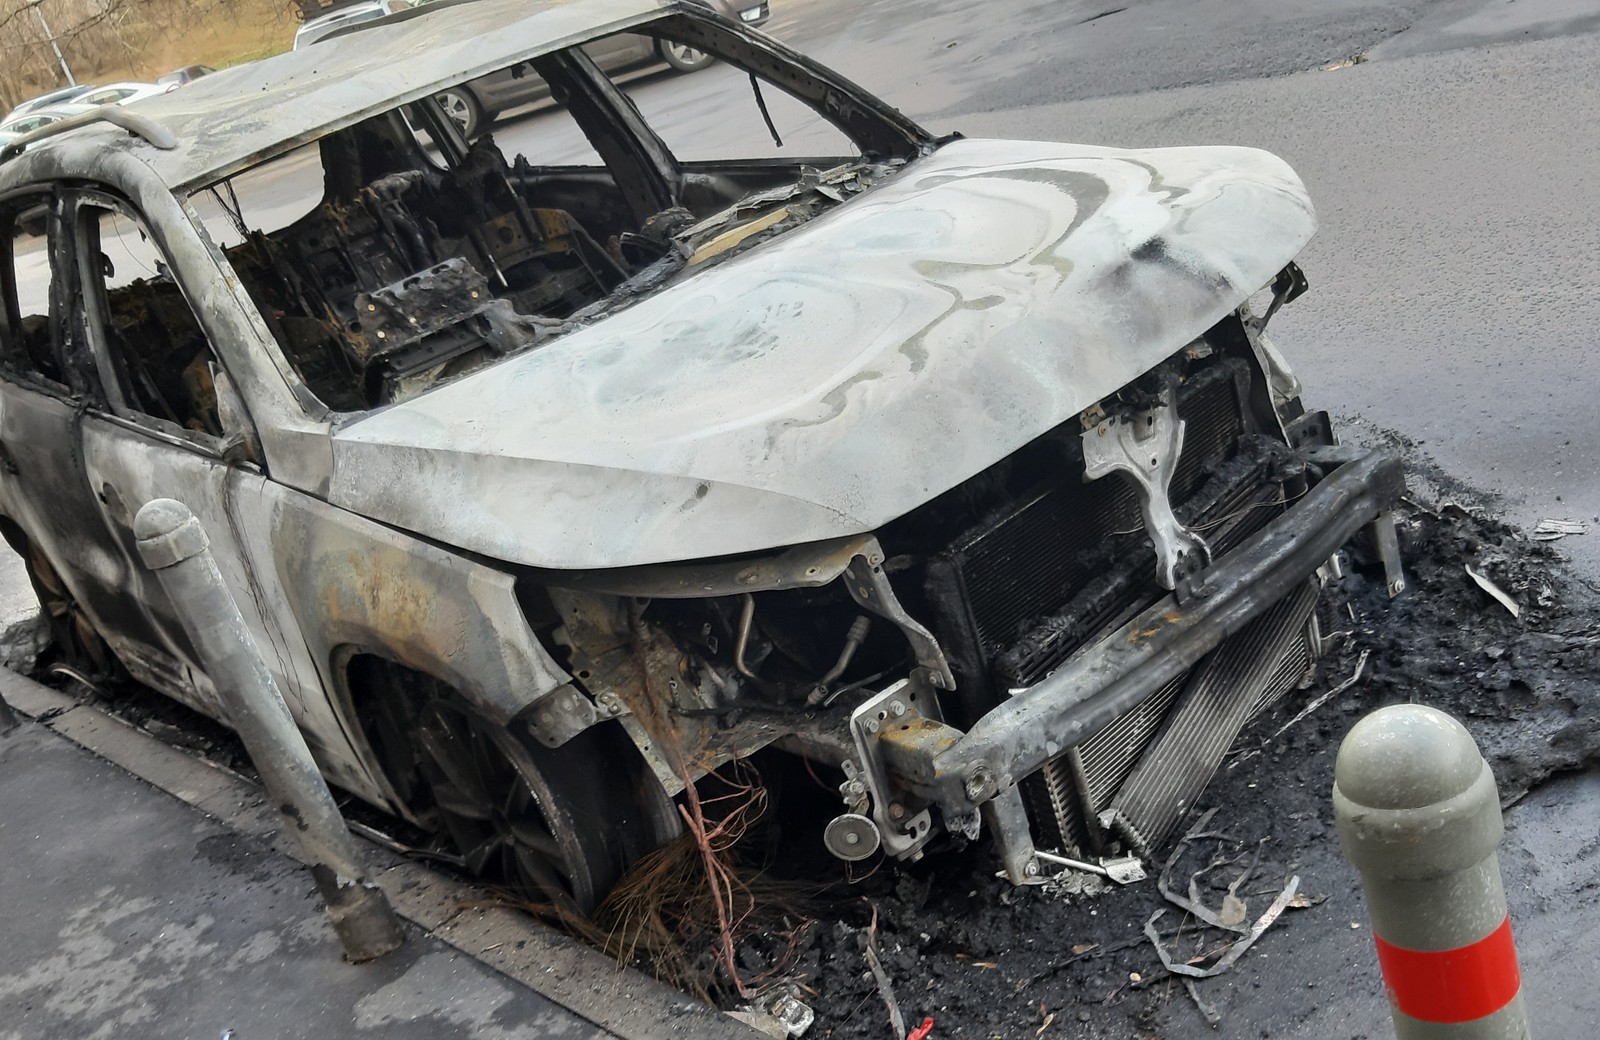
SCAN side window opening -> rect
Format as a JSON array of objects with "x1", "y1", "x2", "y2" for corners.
[
  {"x1": 78, "y1": 197, "x2": 226, "y2": 442},
  {"x1": 0, "y1": 194, "x2": 69, "y2": 391},
  {"x1": 622, "y1": 46, "x2": 855, "y2": 164}
]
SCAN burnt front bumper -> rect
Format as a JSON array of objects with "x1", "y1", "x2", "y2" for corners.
[{"x1": 878, "y1": 445, "x2": 1405, "y2": 818}]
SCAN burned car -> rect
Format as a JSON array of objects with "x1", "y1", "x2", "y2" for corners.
[{"x1": 0, "y1": 0, "x2": 1404, "y2": 913}]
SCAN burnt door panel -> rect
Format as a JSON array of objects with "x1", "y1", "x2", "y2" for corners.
[
  {"x1": 0, "y1": 190, "x2": 177, "y2": 671},
  {"x1": 69, "y1": 190, "x2": 378, "y2": 792}
]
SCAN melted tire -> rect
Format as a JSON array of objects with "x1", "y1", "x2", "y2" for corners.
[{"x1": 412, "y1": 699, "x2": 677, "y2": 915}]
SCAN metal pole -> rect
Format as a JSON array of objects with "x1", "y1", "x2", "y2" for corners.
[
  {"x1": 0, "y1": 687, "x2": 18, "y2": 734},
  {"x1": 1333, "y1": 704, "x2": 1529, "y2": 1038},
  {"x1": 27, "y1": 2, "x2": 76, "y2": 87},
  {"x1": 133, "y1": 498, "x2": 404, "y2": 962}
]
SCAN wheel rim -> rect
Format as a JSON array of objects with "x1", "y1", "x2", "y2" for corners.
[
  {"x1": 435, "y1": 91, "x2": 472, "y2": 135},
  {"x1": 665, "y1": 42, "x2": 706, "y2": 65},
  {"x1": 415, "y1": 700, "x2": 592, "y2": 910}
]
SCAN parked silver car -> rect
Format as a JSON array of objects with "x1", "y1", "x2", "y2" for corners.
[
  {"x1": 0, "y1": 0, "x2": 1402, "y2": 914},
  {"x1": 0, "y1": 111, "x2": 62, "y2": 149},
  {"x1": 2, "y1": 84, "x2": 95, "y2": 122},
  {"x1": 296, "y1": 0, "x2": 770, "y2": 136}
]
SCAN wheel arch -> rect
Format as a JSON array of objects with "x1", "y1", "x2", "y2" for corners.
[
  {"x1": 264, "y1": 491, "x2": 581, "y2": 809},
  {"x1": 336, "y1": 647, "x2": 681, "y2": 912}
]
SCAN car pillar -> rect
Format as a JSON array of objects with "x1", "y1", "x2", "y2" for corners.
[
  {"x1": 1332, "y1": 704, "x2": 1529, "y2": 1038},
  {"x1": 133, "y1": 498, "x2": 405, "y2": 962}
]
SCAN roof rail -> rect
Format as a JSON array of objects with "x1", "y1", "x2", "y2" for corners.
[{"x1": 0, "y1": 106, "x2": 178, "y2": 165}]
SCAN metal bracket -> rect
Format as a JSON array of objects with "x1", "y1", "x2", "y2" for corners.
[
  {"x1": 1258, "y1": 261, "x2": 1309, "y2": 330},
  {"x1": 982, "y1": 785, "x2": 1041, "y2": 885},
  {"x1": 1034, "y1": 849, "x2": 1148, "y2": 885},
  {"x1": 844, "y1": 544, "x2": 955, "y2": 690},
  {"x1": 1083, "y1": 394, "x2": 1212, "y2": 591},
  {"x1": 848, "y1": 679, "x2": 941, "y2": 859},
  {"x1": 517, "y1": 682, "x2": 599, "y2": 748},
  {"x1": 1368, "y1": 509, "x2": 1407, "y2": 598}
]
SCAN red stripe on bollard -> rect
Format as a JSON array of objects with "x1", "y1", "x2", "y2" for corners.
[{"x1": 1373, "y1": 915, "x2": 1521, "y2": 1024}]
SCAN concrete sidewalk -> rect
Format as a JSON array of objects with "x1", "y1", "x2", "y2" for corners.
[{"x1": 0, "y1": 672, "x2": 756, "y2": 1040}]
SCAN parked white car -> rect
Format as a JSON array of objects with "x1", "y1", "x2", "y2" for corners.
[{"x1": 74, "y1": 82, "x2": 168, "y2": 107}]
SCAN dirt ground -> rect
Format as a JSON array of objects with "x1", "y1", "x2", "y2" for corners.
[{"x1": 12, "y1": 433, "x2": 1596, "y2": 1040}]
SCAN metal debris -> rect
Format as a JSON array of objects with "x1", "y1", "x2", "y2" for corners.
[
  {"x1": 1154, "y1": 809, "x2": 1248, "y2": 934},
  {"x1": 1182, "y1": 978, "x2": 1222, "y2": 1027},
  {"x1": 1033, "y1": 850, "x2": 1148, "y2": 885},
  {"x1": 1466, "y1": 565, "x2": 1522, "y2": 618},
  {"x1": 1533, "y1": 518, "x2": 1587, "y2": 541},
  {"x1": 728, "y1": 1009, "x2": 791, "y2": 1039},
  {"x1": 1144, "y1": 875, "x2": 1301, "y2": 978},
  {"x1": 1253, "y1": 649, "x2": 1371, "y2": 750},
  {"x1": 730, "y1": 992, "x2": 814, "y2": 1038},
  {"x1": 768, "y1": 994, "x2": 815, "y2": 1038},
  {"x1": 862, "y1": 909, "x2": 906, "y2": 1040}
]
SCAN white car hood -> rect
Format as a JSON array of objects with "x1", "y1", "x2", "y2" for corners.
[{"x1": 330, "y1": 138, "x2": 1316, "y2": 569}]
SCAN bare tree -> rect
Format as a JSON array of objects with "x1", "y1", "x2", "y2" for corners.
[{"x1": 1, "y1": 0, "x2": 268, "y2": 111}]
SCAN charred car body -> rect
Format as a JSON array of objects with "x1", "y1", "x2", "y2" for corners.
[{"x1": 0, "y1": 0, "x2": 1404, "y2": 912}]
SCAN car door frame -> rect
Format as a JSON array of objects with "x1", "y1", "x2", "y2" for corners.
[
  {"x1": 58, "y1": 174, "x2": 386, "y2": 795},
  {"x1": 0, "y1": 183, "x2": 150, "y2": 677}
]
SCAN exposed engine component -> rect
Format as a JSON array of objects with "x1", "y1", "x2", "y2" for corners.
[
  {"x1": 823, "y1": 813, "x2": 880, "y2": 862},
  {"x1": 1082, "y1": 388, "x2": 1213, "y2": 593},
  {"x1": 543, "y1": 331, "x2": 1363, "y2": 872}
]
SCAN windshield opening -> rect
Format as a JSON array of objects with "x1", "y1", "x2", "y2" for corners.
[{"x1": 185, "y1": 11, "x2": 927, "y2": 414}]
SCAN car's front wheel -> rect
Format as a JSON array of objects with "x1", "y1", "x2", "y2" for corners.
[
  {"x1": 658, "y1": 39, "x2": 716, "y2": 72},
  {"x1": 410, "y1": 697, "x2": 680, "y2": 915},
  {"x1": 434, "y1": 86, "x2": 485, "y2": 139}
]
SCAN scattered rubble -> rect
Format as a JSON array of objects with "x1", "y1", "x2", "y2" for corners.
[
  {"x1": 0, "y1": 612, "x2": 48, "y2": 675},
  {"x1": 14, "y1": 441, "x2": 1600, "y2": 1038},
  {"x1": 1533, "y1": 518, "x2": 1587, "y2": 541}
]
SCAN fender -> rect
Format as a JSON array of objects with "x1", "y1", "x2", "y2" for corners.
[{"x1": 267, "y1": 486, "x2": 576, "y2": 803}]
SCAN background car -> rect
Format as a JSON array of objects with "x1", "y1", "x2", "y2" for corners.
[
  {"x1": 0, "y1": 110, "x2": 67, "y2": 148},
  {"x1": 157, "y1": 66, "x2": 217, "y2": 90},
  {"x1": 2, "y1": 84, "x2": 95, "y2": 122},
  {"x1": 74, "y1": 82, "x2": 167, "y2": 107},
  {"x1": 293, "y1": 0, "x2": 413, "y2": 48},
  {"x1": 299, "y1": 0, "x2": 770, "y2": 137}
]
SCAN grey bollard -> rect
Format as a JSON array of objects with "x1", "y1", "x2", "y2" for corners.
[
  {"x1": 1333, "y1": 704, "x2": 1528, "y2": 1038},
  {"x1": 133, "y1": 499, "x2": 404, "y2": 962}
]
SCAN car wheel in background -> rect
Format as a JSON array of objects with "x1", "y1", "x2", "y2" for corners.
[
  {"x1": 658, "y1": 39, "x2": 716, "y2": 72},
  {"x1": 434, "y1": 86, "x2": 485, "y2": 138}
]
